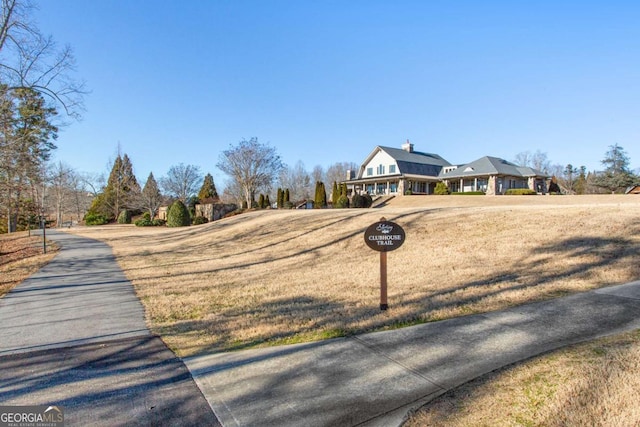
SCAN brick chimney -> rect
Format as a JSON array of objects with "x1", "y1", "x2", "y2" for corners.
[{"x1": 402, "y1": 139, "x2": 414, "y2": 153}]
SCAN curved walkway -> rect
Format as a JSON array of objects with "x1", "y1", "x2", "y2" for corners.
[
  {"x1": 2, "y1": 230, "x2": 640, "y2": 426},
  {"x1": 184, "y1": 282, "x2": 640, "y2": 426},
  {"x1": 0, "y1": 230, "x2": 220, "y2": 426}
]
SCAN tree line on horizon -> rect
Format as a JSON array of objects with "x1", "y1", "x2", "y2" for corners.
[
  {"x1": 512, "y1": 145, "x2": 638, "y2": 195},
  {"x1": 79, "y1": 137, "x2": 359, "y2": 226}
]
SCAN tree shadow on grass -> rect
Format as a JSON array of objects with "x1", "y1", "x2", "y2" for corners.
[{"x1": 162, "y1": 231, "x2": 640, "y2": 358}]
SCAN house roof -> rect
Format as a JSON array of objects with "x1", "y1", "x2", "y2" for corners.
[
  {"x1": 625, "y1": 185, "x2": 640, "y2": 194},
  {"x1": 439, "y1": 156, "x2": 548, "y2": 179},
  {"x1": 359, "y1": 145, "x2": 451, "y2": 178}
]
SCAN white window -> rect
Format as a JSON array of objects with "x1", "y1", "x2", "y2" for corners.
[
  {"x1": 389, "y1": 164, "x2": 396, "y2": 174},
  {"x1": 377, "y1": 164, "x2": 385, "y2": 175},
  {"x1": 367, "y1": 167, "x2": 373, "y2": 176}
]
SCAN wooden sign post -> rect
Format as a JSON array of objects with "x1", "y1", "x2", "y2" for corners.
[{"x1": 364, "y1": 217, "x2": 406, "y2": 310}]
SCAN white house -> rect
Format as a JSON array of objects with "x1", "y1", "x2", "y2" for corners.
[
  {"x1": 345, "y1": 141, "x2": 548, "y2": 196},
  {"x1": 345, "y1": 141, "x2": 452, "y2": 196}
]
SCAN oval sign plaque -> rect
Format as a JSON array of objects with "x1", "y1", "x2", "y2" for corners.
[{"x1": 364, "y1": 219, "x2": 406, "y2": 252}]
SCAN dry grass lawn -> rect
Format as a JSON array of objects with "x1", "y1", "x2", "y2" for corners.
[
  {"x1": 0, "y1": 231, "x2": 58, "y2": 297},
  {"x1": 405, "y1": 329, "x2": 640, "y2": 427},
  {"x1": 65, "y1": 194, "x2": 640, "y2": 357},
  {"x1": 5, "y1": 194, "x2": 640, "y2": 425}
]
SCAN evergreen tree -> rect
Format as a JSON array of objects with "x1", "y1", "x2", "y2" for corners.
[
  {"x1": 140, "y1": 172, "x2": 162, "y2": 219},
  {"x1": 574, "y1": 166, "x2": 587, "y2": 195},
  {"x1": 198, "y1": 173, "x2": 218, "y2": 201},
  {"x1": 277, "y1": 188, "x2": 283, "y2": 208},
  {"x1": 331, "y1": 181, "x2": 339, "y2": 206},
  {"x1": 595, "y1": 144, "x2": 636, "y2": 193},
  {"x1": 265, "y1": 194, "x2": 271, "y2": 208},
  {"x1": 102, "y1": 153, "x2": 140, "y2": 220},
  {"x1": 434, "y1": 182, "x2": 450, "y2": 195},
  {"x1": 166, "y1": 200, "x2": 191, "y2": 227},
  {"x1": 0, "y1": 87, "x2": 58, "y2": 232},
  {"x1": 335, "y1": 194, "x2": 349, "y2": 208},
  {"x1": 258, "y1": 194, "x2": 265, "y2": 209},
  {"x1": 284, "y1": 188, "x2": 290, "y2": 203},
  {"x1": 117, "y1": 209, "x2": 131, "y2": 224},
  {"x1": 314, "y1": 181, "x2": 327, "y2": 208}
]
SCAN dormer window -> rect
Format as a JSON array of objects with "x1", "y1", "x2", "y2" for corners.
[{"x1": 464, "y1": 167, "x2": 475, "y2": 172}]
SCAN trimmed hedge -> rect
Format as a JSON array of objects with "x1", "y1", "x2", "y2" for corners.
[
  {"x1": 84, "y1": 213, "x2": 108, "y2": 226},
  {"x1": 117, "y1": 209, "x2": 132, "y2": 224},
  {"x1": 167, "y1": 200, "x2": 191, "y2": 227},
  {"x1": 335, "y1": 195, "x2": 350, "y2": 208},
  {"x1": 505, "y1": 189, "x2": 537, "y2": 195},
  {"x1": 193, "y1": 216, "x2": 209, "y2": 225},
  {"x1": 351, "y1": 194, "x2": 373, "y2": 208},
  {"x1": 451, "y1": 191, "x2": 486, "y2": 196},
  {"x1": 434, "y1": 182, "x2": 450, "y2": 195}
]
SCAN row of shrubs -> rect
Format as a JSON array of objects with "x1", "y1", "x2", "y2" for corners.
[
  {"x1": 408, "y1": 181, "x2": 539, "y2": 196},
  {"x1": 504, "y1": 189, "x2": 537, "y2": 195},
  {"x1": 134, "y1": 213, "x2": 167, "y2": 227},
  {"x1": 86, "y1": 199, "x2": 244, "y2": 228}
]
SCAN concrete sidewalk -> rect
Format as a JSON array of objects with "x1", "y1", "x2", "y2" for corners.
[
  {"x1": 0, "y1": 230, "x2": 219, "y2": 426},
  {"x1": 184, "y1": 280, "x2": 640, "y2": 426}
]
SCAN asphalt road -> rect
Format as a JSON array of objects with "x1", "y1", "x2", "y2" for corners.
[{"x1": 0, "y1": 230, "x2": 220, "y2": 426}]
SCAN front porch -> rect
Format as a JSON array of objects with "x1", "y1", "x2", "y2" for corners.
[{"x1": 347, "y1": 177, "x2": 439, "y2": 196}]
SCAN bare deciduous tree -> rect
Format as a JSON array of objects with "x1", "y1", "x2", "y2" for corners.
[
  {"x1": 160, "y1": 163, "x2": 202, "y2": 203},
  {"x1": 325, "y1": 161, "x2": 358, "y2": 188},
  {"x1": 513, "y1": 150, "x2": 551, "y2": 173},
  {"x1": 0, "y1": 0, "x2": 86, "y2": 118},
  {"x1": 311, "y1": 164, "x2": 324, "y2": 185},
  {"x1": 217, "y1": 138, "x2": 283, "y2": 209},
  {"x1": 48, "y1": 161, "x2": 75, "y2": 226},
  {"x1": 278, "y1": 161, "x2": 312, "y2": 202},
  {"x1": 0, "y1": 0, "x2": 85, "y2": 232}
]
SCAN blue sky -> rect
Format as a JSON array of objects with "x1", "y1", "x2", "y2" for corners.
[{"x1": 34, "y1": 1, "x2": 640, "y2": 185}]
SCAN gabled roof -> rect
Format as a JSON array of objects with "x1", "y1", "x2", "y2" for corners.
[
  {"x1": 378, "y1": 146, "x2": 451, "y2": 167},
  {"x1": 625, "y1": 185, "x2": 640, "y2": 194},
  {"x1": 360, "y1": 145, "x2": 451, "y2": 178},
  {"x1": 439, "y1": 156, "x2": 548, "y2": 179}
]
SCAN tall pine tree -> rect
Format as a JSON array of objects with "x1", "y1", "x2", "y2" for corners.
[
  {"x1": 197, "y1": 173, "x2": 219, "y2": 202},
  {"x1": 277, "y1": 188, "x2": 283, "y2": 208},
  {"x1": 102, "y1": 152, "x2": 140, "y2": 220},
  {"x1": 595, "y1": 144, "x2": 636, "y2": 193},
  {"x1": 314, "y1": 181, "x2": 327, "y2": 208},
  {"x1": 140, "y1": 172, "x2": 162, "y2": 219},
  {"x1": 0, "y1": 87, "x2": 57, "y2": 232}
]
